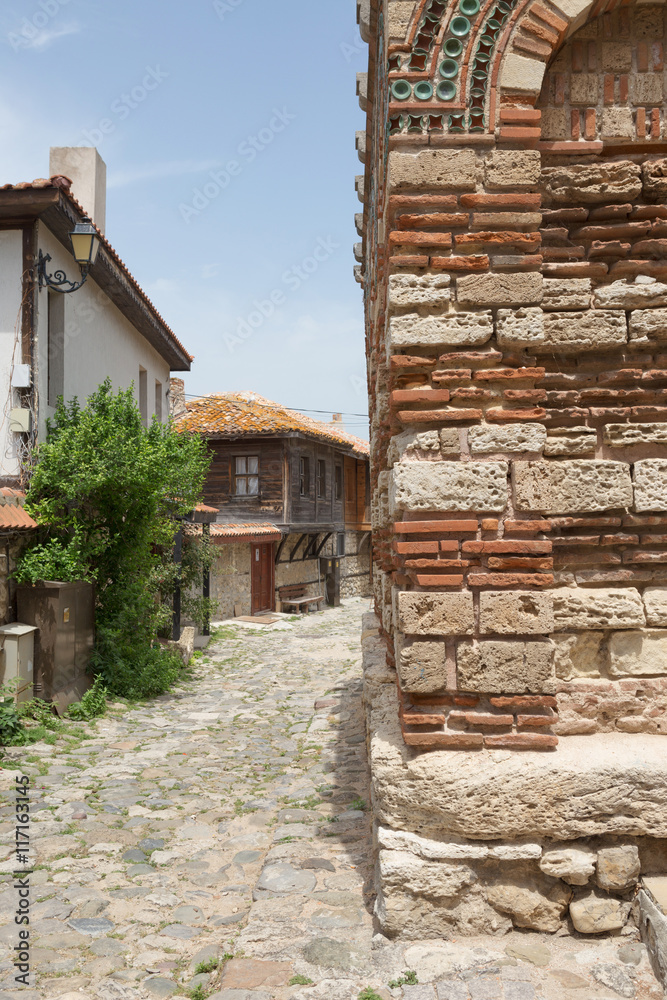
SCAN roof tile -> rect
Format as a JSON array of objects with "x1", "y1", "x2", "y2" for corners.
[{"x1": 175, "y1": 392, "x2": 369, "y2": 457}]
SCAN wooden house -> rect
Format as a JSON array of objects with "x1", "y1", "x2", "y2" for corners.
[{"x1": 173, "y1": 385, "x2": 371, "y2": 616}]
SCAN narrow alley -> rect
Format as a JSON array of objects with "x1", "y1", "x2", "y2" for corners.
[{"x1": 0, "y1": 601, "x2": 661, "y2": 1000}]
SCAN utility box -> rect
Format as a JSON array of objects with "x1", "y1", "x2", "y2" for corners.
[
  {"x1": 320, "y1": 557, "x2": 341, "y2": 608},
  {"x1": 16, "y1": 581, "x2": 94, "y2": 711},
  {"x1": 9, "y1": 408, "x2": 31, "y2": 433},
  {"x1": 0, "y1": 624, "x2": 37, "y2": 704}
]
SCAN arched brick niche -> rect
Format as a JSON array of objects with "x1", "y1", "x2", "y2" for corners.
[{"x1": 537, "y1": 4, "x2": 666, "y2": 142}]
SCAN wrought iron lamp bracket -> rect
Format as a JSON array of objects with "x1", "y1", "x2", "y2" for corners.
[{"x1": 36, "y1": 250, "x2": 89, "y2": 294}]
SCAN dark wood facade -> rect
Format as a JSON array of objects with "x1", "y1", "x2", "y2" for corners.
[{"x1": 202, "y1": 434, "x2": 370, "y2": 531}]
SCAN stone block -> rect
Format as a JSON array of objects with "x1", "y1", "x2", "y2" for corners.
[
  {"x1": 456, "y1": 640, "x2": 556, "y2": 694},
  {"x1": 540, "y1": 108, "x2": 568, "y2": 141},
  {"x1": 479, "y1": 592, "x2": 554, "y2": 635},
  {"x1": 542, "y1": 278, "x2": 591, "y2": 311},
  {"x1": 596, "y1": 845, "x2": 640, "y2": 893},
  {"x1": 605, "y1": 422, "x2": 667, "y2": 447},
  {"x1": 608, "y1": 630, "x2": 667, "y2": 676},
  {"x1": 569, "y1": 74, "x2": 599, "y2": 104},
  {"x1": 456, "y1": 273, "x2": 543, "y2": 307},
  {"x1": 398, "y1": 640, "x2": 448, "y2": 692},
  {"x1": 631, "y1": 74, "x2": 663, "y2": 105},
  {"x1": 388, "y1": 429, "x2": 441, "y2": 466},
  {"x1": 484, "y1": 150, "x2": 541, "y2": 189},
  {"x1": 389, "y1": 311, "x2": 493, "y2": 348},
  {"x1": 512, "y1": 460, "x2": 633, "y2": 514},
  {"x1": 553, "y1": 632, "x2": 604, "y2": 678},
  {"x1": 389, "y1": 273, "x2": 451, "y2": 311},
  {"x1": 595, "y1": 279, "x2": 667, "y2": 309},
  {"x1": 541, "y1": 161, "x2": 642, "y2": 204},
  {"x1": 387, "y1": 0, "x2": 416, "y2": 39},
  {"x1": 388, "y1": 150, "x2": 477, "y2": 192},
  {"x1": 569, "y1": 892, "x2": 631, "y2": 933},
  {"x1": 552, "y1": 587, "x2": 645, "y2": 630},
  {"x1": 468, "y1": 423, "x2": 546, "y2": 455},
  {"x1": 539, "y1": 310, "x2": 627, "y2": 352},
  {"x1": 377, "y1": 825, "x2": 489, "y2": 860},
  {"x1": 601, "y1": 108, "x2": 634, "y2": 138},
  {"x1": 379, "y1": 849, "x2": 476, "y2": 901},
  {"x1": 486, "y1": 876, "x2": 571, "y2": 932},
  {"x1": 391, "y1": 461, "x2": 508, "y2": 514},
  {"x1": 643, "y1": 586, "x2": 667, "y2": 626},
  {"x1": 601, "y1": 42, "x2": 632, "y2": 72},
  {"x1": 499, "y1": 55, "x2": 547, "y2": 95},
  {"x1": 634, "y1": 459, "x2": 667, "y2": 511},
  {"x1": 642, "y1": 158, "x2": 667, "y2": 201},
  {"x1": 629, "y1": 307, "x2": 667, "y2": 342},
  {"x1": 398, "y1": 592, "x2": 475, "y2": 636},
  {"x1": 539, "y1": 846, "x2": 596, "y2": 885},
  {"x1": 544, "y1": 427, "x2": 596, "y2": 456},
  {"x1": 496, "y1": 307, "x2": 545, "y2": 348},
  {"x1": 440, "y1": 428, "x2": 461, "y2": 456}
]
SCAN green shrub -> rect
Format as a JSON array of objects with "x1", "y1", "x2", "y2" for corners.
[
  {"x1": 17, "y1": 379, "x2": 210, "y2": 700},
  {"x1": 67, "y1": 676, "x2": 108, "y2": 720}
]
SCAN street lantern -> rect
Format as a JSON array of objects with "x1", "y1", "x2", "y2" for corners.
[{"x1": 37, "y1": 215, "x2": 101, "y2": 293}]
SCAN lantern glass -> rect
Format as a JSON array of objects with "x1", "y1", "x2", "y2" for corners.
[{"x1": 69, "y1": 217, "x2": 100, "y2": 267}]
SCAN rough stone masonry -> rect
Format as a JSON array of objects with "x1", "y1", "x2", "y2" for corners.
[{"x1": 356, "y1": 0, "x2": 667, "y2": 939}]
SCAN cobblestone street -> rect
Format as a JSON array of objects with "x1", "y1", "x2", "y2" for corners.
[{"x1": 0, "y1": 598, "x2": 662, "y2": 1000}]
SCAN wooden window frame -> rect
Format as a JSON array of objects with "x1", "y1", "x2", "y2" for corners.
[
  {"x1": 316, "y1": 459, "x2": 326, "y2": 499},
  {"x1": 234, "y1": 455, "x2": 259, "y2": 496},
  {"x1": 299, "y1": 456, "x2": 310, "y2": 497},
  {"x1": 334, "y1": 464, "x2": 343, "y2": 501}
]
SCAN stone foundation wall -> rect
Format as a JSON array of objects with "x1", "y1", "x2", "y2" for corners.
[{"x1": 362, "y1": 612, "x2": 667, "y2": 936}]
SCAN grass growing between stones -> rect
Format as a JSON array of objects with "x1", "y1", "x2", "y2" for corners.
[
  {"x1": 358, "y1": 989, "x2": 384, "y2": 1000},
  {"x1": 289, "y1": 974, "x2": 314, "y2": 985}
]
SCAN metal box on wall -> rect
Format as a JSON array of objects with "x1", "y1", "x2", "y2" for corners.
[
  {"x1": 0, "y1": 623, "x2": 37, "y2": 704},
  {"x1": 16, "y1": 581, "x2": 94, "y2": 711}
]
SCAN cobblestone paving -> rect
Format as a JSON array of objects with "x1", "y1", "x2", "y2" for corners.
[{"x1": 0, "y1": 598, "x2": 662, "y2": 1000}]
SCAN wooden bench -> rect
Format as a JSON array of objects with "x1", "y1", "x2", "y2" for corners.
[{"x1": 278, "y1": 584, "x2": 325, "y2": 613}]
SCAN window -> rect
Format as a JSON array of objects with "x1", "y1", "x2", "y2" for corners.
[
  {"x1": 317, "y1": 459, "x2": 326, "y2": 498},
  {"x1": 235, "y1": 456, "x2": 259, "y2": 495},
  {"x1": 47, "y1": 291, "x2": 64, "y2": 407},
  {"x1": 335, "y1": 464, "x2": 343, "y2": 501},
  {"x1": 155, "y1": 380, "x2": 162, "y2": 422},
  {"x1": 299, "y1": 457, "x2": 310, "y2": 496},
  {"x1": 139, "y1": 367, "x2": 148, "y2": 427},
  {"x1": 337, "y1": 532, "x2": 345, "y2": 556}
]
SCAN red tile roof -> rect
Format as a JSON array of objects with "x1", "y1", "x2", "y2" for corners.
[
  {"x1": 175, "y1": 392, "x2": 369, "y2": 457},
  {"x1": 0, "y1": 489, "x2": 37, "y2": 531},
  {"x1": 0, "y1": 176, "x2": 192, "y2": 366},
  {"x1": 211, "y1": 522, "x2": 282, "y2": 541}
]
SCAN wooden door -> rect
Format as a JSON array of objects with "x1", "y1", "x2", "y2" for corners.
[{"x1": 251, "y1": 542, "x2": 274, "y2": 615}]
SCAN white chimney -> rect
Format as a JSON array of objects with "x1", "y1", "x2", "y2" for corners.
[{"x1": 49, "y1": 147, "x2": 107, "y2": 233}]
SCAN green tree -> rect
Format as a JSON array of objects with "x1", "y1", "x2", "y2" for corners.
[{"x1": 16, "y1": 379, "x2": 210, "y2": 698}]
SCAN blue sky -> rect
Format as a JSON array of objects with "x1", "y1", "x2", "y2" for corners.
[{"x1": 0, "y1": 0, "x2": 369, "y2": 435}]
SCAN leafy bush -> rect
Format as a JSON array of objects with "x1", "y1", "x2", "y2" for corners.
[
  {"x1": 16, "y1": 380, "x2": 210, "y2": 699},
  {"x1": 67, "y1": 676, "x2": 108, "y2": 720}
]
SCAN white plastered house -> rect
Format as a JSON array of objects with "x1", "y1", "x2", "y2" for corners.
[{"x1": 0, "y1": 147, "x2": 192, "y2": 485}]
